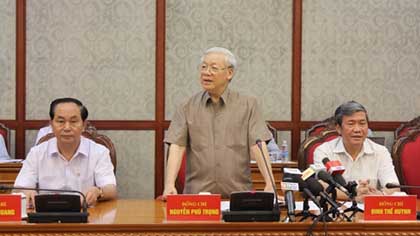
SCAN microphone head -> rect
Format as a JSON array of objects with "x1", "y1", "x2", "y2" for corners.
[
  {"x1": 306, "y1": 177, "x2": 324, "y2": 195},
  {"x1": 322, "y1": 158, "x2": 330, "y2": 165},
  {"x1": 256, "y1": 139, "x2": 262, "y2": 144},
  {"x1": 317, "y1": 170, "x2": 333, "y2": 183},
  {"x1": 385, "y1": 183, "x2": 400, "y2": 189},
  {"x1": 333, "y1": 174, "x2": 347, "y2": 186}
]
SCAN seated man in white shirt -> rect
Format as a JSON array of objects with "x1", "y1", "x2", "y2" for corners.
[
  {"x1": 0, "y1": 135, "x2": 10, "y2": 159},
  {"x1": 14, "y1": 97, "x2": 117, "y2": 207},
  {"x1": 314, "y1": 101, "x2": 400, "y2": 202}
]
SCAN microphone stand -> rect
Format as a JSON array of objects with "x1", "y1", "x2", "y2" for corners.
[
  {"x1": 318, "y1": 185, "x2": 336, "y2": 222},
  {"x1": 0, "y1": 185, "x2": 89, "y2": 223},
  {"x1": 342, "y1": 181, "x2": 363, "y2": 221},
  {"x1": 296, "y1": 197, "x2": 318, "y2": 222}
]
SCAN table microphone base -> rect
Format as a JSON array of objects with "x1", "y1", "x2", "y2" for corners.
[
  {"x1": 28, "y1": 212, "x2": 89, "y2": 223},
  {"x1": 222, "y1": 210, "x2": 280, "y2": 222}
]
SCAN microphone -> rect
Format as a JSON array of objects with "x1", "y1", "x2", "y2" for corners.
[
  {"x1": 0, "y1": 185, "x2": 88, "y2": 223},
  {"x1": 317, "y1": 170, "x2": 351, "y2": 197},
  {"x1": 385, "y1": 183, "x2": 419, "y2": 189},
  {"x1": 281, "y1": 168, "x2": 301, "y2": 222},
  {"x1": 322, "y1": 158, "x2": 345, "y2": 176},
  {"x1": 256, "y1": 140, "x2": 280, "y2": 214},
  {"x1": 222, "y1": 139, "x2": 280, "y2": 222},
  {"x1": 386, "y1": 183, "x2": 420, "y2": 220},
  {"x1": 306, "y1": 178, "x2": 343, "y2": 213},
  {"x1": 301, "y1": 163, "x2": 326, "y2": 181},
  {"x1": 298, "y1": 177, "x2": 321, "y2": 208}
]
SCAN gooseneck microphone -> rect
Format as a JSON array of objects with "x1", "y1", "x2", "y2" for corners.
[
  {"x1": 256, "y1": 139, "x2": 280, "y2": 218},
  {"x1": 0, "y1": 185, "x2": 89, "y2": 223},
  {"x1": 385, "y1": 183, "x2": 420, "y2": 189},
  {"x1": 222, "y1": 140, "x2": 280, "y2": 222}
]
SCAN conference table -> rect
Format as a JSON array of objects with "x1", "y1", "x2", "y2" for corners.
[{"x1": 1, "y1": 199, "x2": 420, "y2": 236}]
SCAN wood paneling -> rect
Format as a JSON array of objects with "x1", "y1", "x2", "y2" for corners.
[{"x1": 0, "y1": 0, "x2": 407, "y2": 198}]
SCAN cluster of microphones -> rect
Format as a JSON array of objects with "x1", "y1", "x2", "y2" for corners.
[
  {"x1": 253, "y1": 139, "x2": 363, "y2": 223},
  {"x1": 281, "y1": 158, "x2": 362, "y2": 222}
]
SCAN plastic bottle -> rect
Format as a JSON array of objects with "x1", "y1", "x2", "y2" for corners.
[{"x1": 280, "y1": 140, "x2": 289, "y2": 161}]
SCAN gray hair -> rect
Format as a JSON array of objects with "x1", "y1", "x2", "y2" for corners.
[
  {"x1": 201, "y1": 47, "x2": 237, "y2": 69},
  {"x1": 334, "y1": 101, "x2": 369, "y2": 126}
]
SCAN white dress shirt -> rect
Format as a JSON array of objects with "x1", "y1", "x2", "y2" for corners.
[
  {"x1": 314, "y1": 137, "x2": 399, "y2": 190},
  {"x1": 0, "y1": 135, "x2": 10, "y2": 159},
  {"x1": 15, "y1": 136, "x2": 116, "y2": 193}
]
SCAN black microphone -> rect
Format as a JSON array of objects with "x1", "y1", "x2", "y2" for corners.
[
  {"x1": 306, "y1": 178, "x2": 343, "y2": 213},
  {"x1": 0, "y1": 185, "x2": 89, "y2": 223},
  {"x1": 298, "y1": 177, "x2": 321, "y2": 208},
  {"x1": 385, "y1": 183, "x2": 419, "y2": 189},
  {"x1": 256, "y1": 139, "x2": 280, "y2": 218},
  {"x1": 282, "y1": 171, "x2": 300, "y2": 221},
  {"x1": 317, "y1": 170, "x2": 351, "y2": 198},
  {"x1": 385, "y1": 183, "x2": 420, "y2": 220}
]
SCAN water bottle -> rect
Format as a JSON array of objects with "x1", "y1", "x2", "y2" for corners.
[{"x1": 280, "y1": 140, "x2": 289, "y2": 161}]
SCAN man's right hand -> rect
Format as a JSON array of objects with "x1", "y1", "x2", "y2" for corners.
[
  {"x1": 23, "y1": 190, "x2": 36, "y2": 209},
  {"x1": 356, "y1": 179, "x2": 382, "y2": 202},
  {"x1": 162, "y1": 186, "x2": 178, "y2": 201}
]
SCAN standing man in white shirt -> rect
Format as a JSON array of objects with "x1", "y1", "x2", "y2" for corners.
[
  {"x1": 14, "y1": 98, "x2": 117, "y2": 207},
  {"x1": 314, "y1": 101, "x2": 400, "y2": 202}
]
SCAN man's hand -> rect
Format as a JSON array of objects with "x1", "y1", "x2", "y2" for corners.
[
  {"x1": 162, "y1": 185, "x2": 178, "y2": 201},
  {"x1": 23, "y1": 190, "x2": 36, "y2": 209},
  {"x1": 356, "y1": 179, "x2": 382, "y2": 202},
  {"x1": 85, "y1": 186, "x2": 101, "y2": 206}
]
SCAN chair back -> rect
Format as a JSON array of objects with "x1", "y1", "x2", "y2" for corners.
[
  {"x1": 394, "y1": 116, "x2": 420, "y2": 138},
  {"x1": 305, "y1": 117, "x2": 336, "y2": 138},
  {"x1": 36, "y1": 122, "x2": 117, "y2": 172},
  {"x1": 266, "y1": 122, "x2": 277, "y2": 143},
  {"x1": 298, "y1": 129, "x2": 339, "y2": 170},
  {"x1": 392, "y1": 128, "x2": 420, "y2": 198},
  {"x1": 0, "y1": 123, "x2": 10, "y2": 151}
]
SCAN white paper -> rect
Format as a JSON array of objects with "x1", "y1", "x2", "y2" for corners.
[{"x1": 0, "y1": 159, "x2": 23, "y2": 164}]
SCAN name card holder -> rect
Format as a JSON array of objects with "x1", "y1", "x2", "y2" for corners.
[
  {"x1": 364, "y1": 195, "x2": 416, "y2": 221},
  {"x1": 0, "y1": 194, "x2": 21, "y2": 221},
  {"x1": 166, "y1": 194, "x2": 221, "y2": 221}
]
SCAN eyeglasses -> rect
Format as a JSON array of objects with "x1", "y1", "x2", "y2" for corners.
[{"x1": 199, "y1": 63, "x2": 231, "y2": 74}]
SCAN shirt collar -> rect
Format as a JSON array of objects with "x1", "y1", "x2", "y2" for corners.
[
  {"x1": 47, "y1": 136, "x2": 89, "y2": 159},
  {"x1": 202, "y1": 88, "x2": 230, "y2": 106},
  {"x1": 333, "y1": 137, "x2": 374, "y2": 156}
]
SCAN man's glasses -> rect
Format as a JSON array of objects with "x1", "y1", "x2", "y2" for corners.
[{"x1": 199, "y1": 63, "x2": 231, "y2": 74}]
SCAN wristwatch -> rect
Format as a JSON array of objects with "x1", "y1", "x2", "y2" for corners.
[{"x1": 97, "y1": 187, "x2": 104, "y2": 200}]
